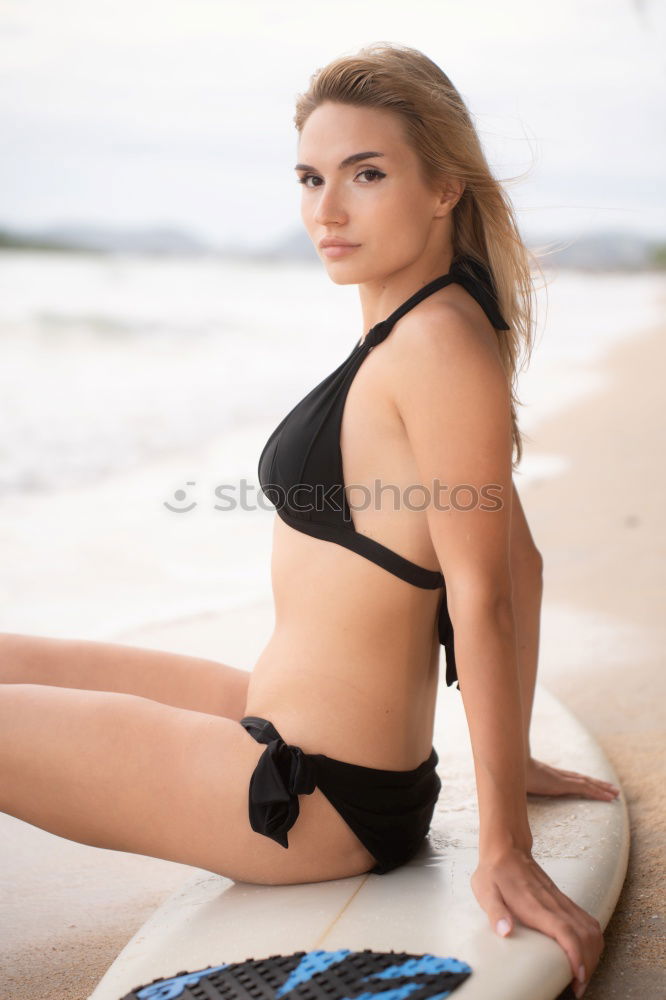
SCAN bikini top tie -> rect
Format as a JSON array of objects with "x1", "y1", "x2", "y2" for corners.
[
  {"x1": 257, "y1": 255, "x2": 510, "y2": 691},
  {"x1": 364, "y1": 256, "x2": 509, "y2": 350}
]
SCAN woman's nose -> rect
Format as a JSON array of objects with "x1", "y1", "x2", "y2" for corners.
[{"x1": 313, "y1": 185, "x2": 348, "y2": 226}]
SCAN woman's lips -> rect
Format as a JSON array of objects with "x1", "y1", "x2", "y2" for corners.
[{"x1": 321, "y1": 244, "x2": 361, "y2": 258}]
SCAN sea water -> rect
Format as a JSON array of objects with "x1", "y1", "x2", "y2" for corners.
[{"x1": 0, "y1": 250, "x2": 663, "y2": 637}]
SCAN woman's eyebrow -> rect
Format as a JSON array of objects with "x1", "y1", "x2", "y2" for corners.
[{"x1": 294, "y1": 151, "x2": 385, "y2": 172}]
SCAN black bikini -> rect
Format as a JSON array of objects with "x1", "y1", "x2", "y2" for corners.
[
  {"x1": 244, "y1": 256, "x2": 510, "y2": 874},
  {"x1": 239, "y1": 716, "x2": 442, "y2": 875},
  {"x1": 257, "y1": 255, "x2": 509, "y2": 690}
]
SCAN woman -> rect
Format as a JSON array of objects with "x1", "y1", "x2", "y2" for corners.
[{"x1": 1, "y1": 43, "x2": 617, "y2": 999}]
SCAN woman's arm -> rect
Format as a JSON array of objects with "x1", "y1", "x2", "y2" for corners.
[
  {"x1": 392, "y1": 309, "x2": 529, "y2": 855},
  {"x1": 390, "y1": 307, "x2": 602, "y2": 998},
  {"x1": 448, "y1": 581, "x2": 531, "y2": 856},
  {"x1": 510, "y1": 484, "x2": 618, "y2": 804},
  {"x1": 509, "y1": 481, "x2": 544, "y2": 761}
]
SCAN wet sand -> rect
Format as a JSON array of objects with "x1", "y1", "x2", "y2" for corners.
[{"x1": 1, "y1": 319, "x2": 664, "y2": 999}]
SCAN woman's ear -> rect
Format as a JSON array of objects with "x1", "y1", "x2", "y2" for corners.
[{"x1": 434, "y1": 177, "x2": 465, "y2": 218}]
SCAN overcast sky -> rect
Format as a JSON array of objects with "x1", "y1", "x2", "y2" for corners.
[{"x1": 1, "y1": 0, "x2": 664, "y2": 248}]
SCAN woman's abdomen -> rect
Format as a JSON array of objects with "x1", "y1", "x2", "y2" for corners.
[{"x1": 245, "y1": 516, "x2": 441, "y2": 769}]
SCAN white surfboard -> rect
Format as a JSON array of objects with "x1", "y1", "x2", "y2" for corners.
[{"x1": 89, "y1": 683, "x2": 628, "y2": 1000}]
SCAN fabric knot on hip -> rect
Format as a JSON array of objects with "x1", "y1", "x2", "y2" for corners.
[{"x1": 247, "y1": 735, "x2": 318, "y2": 849}]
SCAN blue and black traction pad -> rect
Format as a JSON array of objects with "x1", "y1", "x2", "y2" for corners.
[{"x1": 121, "y1": 947, "x2": 473, "y2": 1000}]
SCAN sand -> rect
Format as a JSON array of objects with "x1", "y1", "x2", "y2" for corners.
[
  {"x1": 1, "y1": 317, "x2": 664, "y2": 999},
  {"x1": 517, "y1": 320, "x2": 666, "y2": 998}
]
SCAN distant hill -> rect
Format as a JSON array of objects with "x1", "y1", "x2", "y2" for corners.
[
  {"x1": 0, "y1": 223, "x2": 213, "y2": 255},
  {"x1": 527, "y1": 231, "x2": 665, "y2": 271},
  {"x1": 0, "y1": 221, "x2": 664, "y2": 270}
]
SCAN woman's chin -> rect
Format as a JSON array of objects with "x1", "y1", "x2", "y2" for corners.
[
  {"x1": 321, "y1": 255, "x2": 373, "y2": 286},
  {"x1": 322, "y1": 264, "x2": 363, "y2": 286}
]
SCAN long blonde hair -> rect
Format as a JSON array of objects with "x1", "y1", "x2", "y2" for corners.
[{"x1": 294, "y1": 41, "x2": 545, "y2": 470}]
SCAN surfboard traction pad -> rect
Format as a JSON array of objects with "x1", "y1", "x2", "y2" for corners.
[{"x1": 120, "y1": 947, "x2": 473, "y2": 1000}]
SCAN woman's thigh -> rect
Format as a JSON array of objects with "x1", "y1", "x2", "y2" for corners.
[
  {"x1": 0, "y1": 684, "x2": 376, "y2": 884},
  {"x1": 0, "y1": 631, "x2": 250, "y2": 720}
]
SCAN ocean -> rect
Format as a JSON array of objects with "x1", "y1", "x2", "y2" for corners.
[{"x1": 0, "y1": 250, "x2": 663, "y2": 639}]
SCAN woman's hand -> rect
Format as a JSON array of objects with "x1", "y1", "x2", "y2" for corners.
[
  {"x1": 526, "y1": 757, "x2": 621, "y2": 801},
  {"x1": 471, "y1": 844, "x2": 604, "y2": 999}
]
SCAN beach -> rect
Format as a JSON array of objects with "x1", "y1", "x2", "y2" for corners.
[
  {"x1": 517, "y1": 318, "x2": 666, "y2": 998},
  {"x1": 518, "y1": 327, "x2": 666, "y2": 1000},
  {"x1": 0, "y1": 270, "x2": 664, "y2": 998}
]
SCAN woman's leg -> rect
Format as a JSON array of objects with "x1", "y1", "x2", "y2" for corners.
[
  {"x1": 0, "y1": 684, "x2": 376, "y2": 884},
  {"x1": 0, "y1": 632, "x2": 250, "y2": 720}
]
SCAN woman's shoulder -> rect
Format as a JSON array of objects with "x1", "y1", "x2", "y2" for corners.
[
  {"x1": 384, "y1": 296, "x2": 506, "y2": 413},
  {"x1": 392, "y1": 289, "x2": 501, "y2": 363}
]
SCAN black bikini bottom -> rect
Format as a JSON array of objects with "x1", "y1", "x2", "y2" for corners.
[{"x1": 239, "y1": 715, "x2": 441, "y2": 875}]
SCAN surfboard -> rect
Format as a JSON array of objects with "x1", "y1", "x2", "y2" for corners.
[{"x1": 89, "y1": 683, "x2": 628, "y2": 1000}]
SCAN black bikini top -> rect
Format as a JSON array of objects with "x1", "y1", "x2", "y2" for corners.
[{"x1": 257, "y1": 256, "x2": 510, "y2": 691}]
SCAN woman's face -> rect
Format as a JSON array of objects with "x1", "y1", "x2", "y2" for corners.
[{"x1": 296, "y1": 101, "x2": 455, "y2": 285}]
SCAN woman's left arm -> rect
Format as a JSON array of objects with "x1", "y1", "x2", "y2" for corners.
[
  {"x1": 390, "y1": 308, "x2": 531, "y2": 858},
  {"x1": 390, "y1": 308, "x2": 604, "y2": 997},
  {"x1": 511, "y1": 483, "x2": 621, "y2": 802},
  {"x1": 509, "y1": 481, "x2": 544, "y2": 761}
]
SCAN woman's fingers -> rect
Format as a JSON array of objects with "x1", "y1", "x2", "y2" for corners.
[
  {"x1": 471, "y1": 849, "x2": 604, "y2": 997},
  {"x1": 559, "y1": 771, "x2": 620, "y2": 800},
  {"x1": 525, "y1": 758, "x2": 621, "y2": 800},
  {"x1": 515, "y1": 892, "x2": 601, "y2": 998}
]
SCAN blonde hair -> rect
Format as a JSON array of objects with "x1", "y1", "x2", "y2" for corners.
[{"x1": 294, "y1": 41, "x2": 546, "y2": 470}]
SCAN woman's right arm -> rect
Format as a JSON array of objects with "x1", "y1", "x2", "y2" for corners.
[{"x1": 390, "y1": 306, "x2": 603, "y2": 999}]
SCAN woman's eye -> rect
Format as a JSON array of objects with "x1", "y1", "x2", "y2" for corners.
[
  {"x1": 356, "y1": 168, "x2": 385, "y2": 183},
  {"x1": 296, "y1": 168, "x2": 385, "y2": 188},
  {"x1": 296, "y1": 173, "x2": 321, "y2": 188}
]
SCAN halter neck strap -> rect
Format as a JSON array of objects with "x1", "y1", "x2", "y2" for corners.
[{"x1": 363, "y1": 256, "x2": 510, "y2": 348}]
